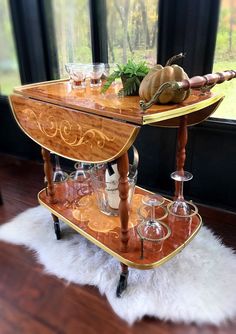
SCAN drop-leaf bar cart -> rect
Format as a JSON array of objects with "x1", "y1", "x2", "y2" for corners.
[{"x1": 9, "y1": 72, "x2": 230, "y2": 296}]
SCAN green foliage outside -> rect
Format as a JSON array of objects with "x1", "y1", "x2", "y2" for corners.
[
  {"x1": 0, "y1": 0, "x2": 20, "y2": 95},
  {"x1": 212, "y1": 61, "x2": 236, "y2": 120},
  {"x1": 212, "y1": 1, "x2": 236, "y2": 120}
]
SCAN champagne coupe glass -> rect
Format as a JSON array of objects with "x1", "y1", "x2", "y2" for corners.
[{"x1": 169, "y1": 171, "x2": 193, "y2": 216}]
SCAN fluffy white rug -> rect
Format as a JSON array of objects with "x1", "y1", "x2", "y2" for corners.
[{"x1": 0, "y1": 206, "x2": 236, "y2": 325}]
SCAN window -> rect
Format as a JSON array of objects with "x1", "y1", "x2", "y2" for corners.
[
  {"x1": 52, "y1": 0, "x2": 92, "y2": 78},
  {"x1": 106, "y1": 0, "x2": 158, "y2": 65},
  {"x1": 0, "y1": 0, "x2": 20, "y2": 95},
  {"x1": 212, "y1": 0, "x2": 236, "y2": 120}
]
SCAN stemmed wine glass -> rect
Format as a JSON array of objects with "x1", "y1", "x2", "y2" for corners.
[
  {"x1": 53, "y1": 155, "x2": 67, "y2": 182},
  {"x1": 168, "y1": 171, "x2": 193, "y2": 216},
  {"x1": 70, "y1": 162, "x2": 92, "y2": 209},
  {"x1": 51, "y1": 154, "x2": 69, "y2": 209},
  {"x1": 137, "y1": 194, "x2": 170, "y2": 259},
  {"x1": 142, "y1": 194, "x2": 165, "y2": 220},
  {"x1": 167, "y1": 170, "x2": 198, "y2": 235}
]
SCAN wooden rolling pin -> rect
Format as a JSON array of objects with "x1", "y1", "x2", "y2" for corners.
[
  {"x1": 177, "y1": 70, "x2": 236, "y2": 90},
  {"x1": 140, "y1": 70, "x2": 236, "y2": 111}
]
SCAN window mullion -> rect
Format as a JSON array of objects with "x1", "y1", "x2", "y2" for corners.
[
  {"x1": 9, "y1": 0, "x2": 57, "y2": 84},
  {"x1": 89, "y1": 0, "x2": 108, "y2": 63},
  {"x1": 158, "y1": 0, "x2": 220, "y2": 76}
]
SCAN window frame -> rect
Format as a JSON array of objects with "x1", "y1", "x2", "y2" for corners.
[{"x1": 8, "y1": 0, "x2": 58, "y2": 85}]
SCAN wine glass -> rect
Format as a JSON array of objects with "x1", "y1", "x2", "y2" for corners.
[
  {"x1": 167, "y1": 171, "x2": 198, "y2": 238},
  {"x1": 142, "y1": 194, "x2": 165, "y2": 221},
  {"x1": 50, "y1": 155, "x2": 69, "y2": 209},
  {"x1": 137, "y1": 194, "x2": 170, "y2": 259},
  {"x1": 69, "y1": 162, "x2": 92, "y2": 209},
  {"x1": 168, "y1": 171, "x2": 193, "y2": 216},
  {"x1": 65, "y1": 63, "x2": 89, "y2": 89},
  {"x1": 88, "y1": 63, "x2": 105, "y2": 87},
  {"x1": 53, "y1": 155, "x2": 67, "y2": 182},
  {"x1": 103, "y1": 63, "x2": 116, "y2": 80}
]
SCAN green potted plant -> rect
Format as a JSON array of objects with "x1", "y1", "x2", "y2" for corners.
[{"x1": 101, "y1": 59, "x2": 149, "y2": 96}]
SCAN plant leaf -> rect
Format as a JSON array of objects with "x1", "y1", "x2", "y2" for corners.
[{"x1": 101, "y1": 71, "x2": 119, "y2": 93}]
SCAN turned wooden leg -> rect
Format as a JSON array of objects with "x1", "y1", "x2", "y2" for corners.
[
  {"x1": 41, "y1": 147, "x2": 56, "y2": 204},
  {"x1": 116, "y1": 263, "x2": 129, "y2": 297},
  {"x1": 175, "y1": 115, "x2": 188, "y2": 199},
  {"x1": 41, "y1": 148, "x2": 60, "y2": 240},
  {"x1": 117, "y1": 152, "x2": 130, "y2": 252},
  {"x1": 51, "y1": 213, "x2": 61, "y2": 240},
  {"x1": 0, "y1": 190, "x2": 3, "y2": 205}
]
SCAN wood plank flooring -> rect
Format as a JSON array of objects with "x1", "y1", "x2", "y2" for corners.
[{"x1": 0, "y1": 154, "x2": 235, "y2": 334}]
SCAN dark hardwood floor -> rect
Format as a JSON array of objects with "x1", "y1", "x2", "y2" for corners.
[{"x1": 0, "y1": 154, "x2": 235, "y2": 334}]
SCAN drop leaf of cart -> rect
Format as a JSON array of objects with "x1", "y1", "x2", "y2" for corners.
[{"x1": 9, "y1": 69, "x2": 236, "y2": 297}]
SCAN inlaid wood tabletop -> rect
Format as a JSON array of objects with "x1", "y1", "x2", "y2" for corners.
[
  {"x1": 38, "y1": 186, "x2": 202, "y2": 270},
  {"x1": 10, "y1": 94, "x2": 139, "y2": 163},
  {"x1": 13, "y1": 79, "x2": 224, "y2": 126}
]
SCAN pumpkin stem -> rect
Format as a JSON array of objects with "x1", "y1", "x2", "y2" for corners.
[
  {"x1": 165, "y1": 53, "x2": 186, "y2": 66},
  {"x1": 139, "y1": 81, "x2": 180, "y2": 112}
]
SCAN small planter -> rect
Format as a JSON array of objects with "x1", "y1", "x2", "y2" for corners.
[
  {"x1": 101, "y1": 60, "x2": 149, "y2": 97},
  {"x1": 121, "y1": 74, "x2": 144, "y2": 96}
]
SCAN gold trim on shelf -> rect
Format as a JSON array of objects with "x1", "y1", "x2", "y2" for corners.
[
  {"x1": 148, "y1": 97, "x2": 224, "y2": 128},
  {"x1": 142, "y1": 93, "x2": 224, "y2": 125},
  {"x1": 38, "y1": 188, "x2": 202, "y2": 270},
  {"x1": 14, "y1": 78, "x2": 68, "y2": 94}
]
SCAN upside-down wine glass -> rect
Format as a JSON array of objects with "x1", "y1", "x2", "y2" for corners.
[
  {"x1": 168, "y1": 171, "x2": 193, "y2": 216},
  {"x1": 137, "y1": 194, "x2": 170, "y2": 259},
  {"x1": 51, "y1": 155, "x2": 69, "y2": 210},
  {"x1": 53, "y1": 155, "x2": 67, "y2": 182}
]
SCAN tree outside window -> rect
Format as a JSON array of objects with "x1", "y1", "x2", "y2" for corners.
[
  {"x1": 106, "y1": 0, "x2": 158, "y2": 66},
  {"x1": 0, "y1": 0, "x2": 20, "y2": 95},
  {"x1": 213, "y1": 0, "x2": 236, "y2": 120}
]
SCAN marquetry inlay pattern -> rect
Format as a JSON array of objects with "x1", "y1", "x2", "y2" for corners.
[{"x1": 10, "y1": 95, "x2": 140, "y2": 163}]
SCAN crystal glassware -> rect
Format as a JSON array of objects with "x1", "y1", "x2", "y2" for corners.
[
  {"x1": 90, "y1": 163, "x2": 137, "y2": 216},
  {"x1": 137, "y1": 198, "x2": 170, "y2": 259},
  {"x1": 88, "y1": 63, "x2": 105, "y2": 87},
  {"x1": 142, "y1": 194, "x2": 165, "y2": 219},
  {"x1": 167, "y1": 171, "x2": 198, "y2": 239},
  {"x1": 53, "y1": 171, "x2": 69, "y2": 210},
  {"x1": 52, "y1": 155, "x2": 71, "y2": 209},
  {"x1": 65, "y1": 63, "x2": 88, "y2": 89},
  {"x1": 168, "y1": 171, "x2": 193, "y2": 216},
  {"x1": 70, "y1": 169, "x2": 92, "y2": 208},
  {"x1": 53, "y1": 155, "x2": 66, "y2": 182},
  {"x1": 103, "y1": 63, "x2": 116, "y2": 79}
]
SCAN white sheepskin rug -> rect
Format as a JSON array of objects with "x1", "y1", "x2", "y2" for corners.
[{"x1": 0, "y1": 206, "x2": 236, "y2": 325}]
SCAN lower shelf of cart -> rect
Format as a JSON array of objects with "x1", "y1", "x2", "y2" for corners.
[{"x1": 38, "y1": 186, "x2": 202, "y2": 270}]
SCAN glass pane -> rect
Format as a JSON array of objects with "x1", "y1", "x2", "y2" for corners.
[
  {"x1": 106, "y1": 0, "x2": 158, "y2": 66},
  {"x1": 52, "y1": 0, "x2": 92, "y2": 78},
  {"x1": 0, "y1": 0, "x2": 20, "y2": 95},
  {"x1": 212, "y1": 0, "x2": 236, "y2": 120}
]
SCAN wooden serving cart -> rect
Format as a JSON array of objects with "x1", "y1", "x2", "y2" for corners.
[{"x1": 9, "y1": 78, "x2": 224, "y2": 296}]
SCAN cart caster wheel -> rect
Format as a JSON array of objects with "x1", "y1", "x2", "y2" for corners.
[
  {"x1": 54, "y1": 221, "x2": 61, "y2": 240},
  {"x1": 116, "y1": 271, "x2": 129, "y2": 298}
]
